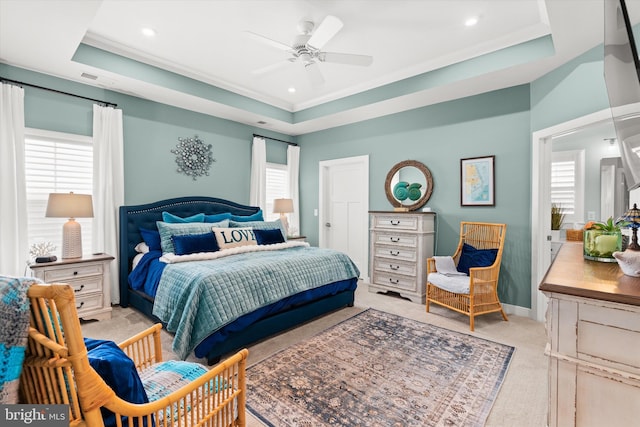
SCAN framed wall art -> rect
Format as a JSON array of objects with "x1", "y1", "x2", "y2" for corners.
[{"x1": 460, "y1": 155, "x2": 495, "y2": 206}]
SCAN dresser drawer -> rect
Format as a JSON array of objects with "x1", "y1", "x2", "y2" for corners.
[
  {"x1": 372, "y1": 232, "x2": 417, "y2": 248},
  {"x1": 43, "y1": 263, "x2": 104, "y2": 282},
  {"x1": 373, "y1": 245, "x2": 417, "y2": 262},
  {"x1": 374, "y1": 258, "x2": 417, "y2": 277},
  {"x1": 372, "y1": 272, "x2": 418, "y2": 292},
  {"x1": 373, "y1": 215, "x2": 419, "y2": 231},
  {"x1": 75, "y1": 292, "x2": 104, "y2": 316}
]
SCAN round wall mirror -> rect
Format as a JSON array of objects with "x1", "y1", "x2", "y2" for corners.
[{"x1": 385, "y1": 160, "x2": 434, "y2": 211}]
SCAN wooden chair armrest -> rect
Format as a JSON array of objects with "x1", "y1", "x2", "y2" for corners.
[
  {"x1": 101, "y1": 349, "x2": 249, "y2": 425},
  {"x1": 27, "y1": 327, "x2": 69, "y2": 357},
  {"x1": 426, "y1": 257, "x2": 437, "y2": 275},
  {"x1": 118, "y1": 323, "x2": 163, "y2": 370}
]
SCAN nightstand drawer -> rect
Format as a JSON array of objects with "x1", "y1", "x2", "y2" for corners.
[
  {"x1": 65, "y1": 276, "x2": 103, "y2": 295},
  {"x1": 43, "y1": 263, "x2": 104, "y2": 282},
  {"x1": 75, "y1": 293, "x2": 104, "y2": 315}
]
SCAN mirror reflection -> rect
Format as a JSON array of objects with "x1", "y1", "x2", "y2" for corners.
[
  {"x1": 385, "y1": 160, "x2": 433, "y2": 211},
  {"x1": 551, "y1": 119, "x2": 638, "y2": 230}
]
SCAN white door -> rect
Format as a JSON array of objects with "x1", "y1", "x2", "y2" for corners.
[{"x1": 319, "y1": 155, "x2": 369, "y2": 279}]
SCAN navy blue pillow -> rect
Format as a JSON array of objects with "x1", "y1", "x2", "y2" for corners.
[
  {"x1": 85, "y1": 338, "x2": 149, "y2": 427},
  {"x1": 171, "y1": 232, "x2": 220, "y2": 255},
  {"x1": 139, "y1": 228, "x2": 161, "y2": 252},
  {"x1": 254, "y1": 228, "x2": 286, "y2": 245},
  {"x1": 456, "y1": 243, "x2": 498, "y2": 275}
]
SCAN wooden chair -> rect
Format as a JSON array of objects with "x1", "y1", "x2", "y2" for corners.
[
  {"x1": 20, "y1": 283, "x2": 247, "y2": 427},
  {"x1": 426, "y1": 222, "x2": 507, "y2": 331}
]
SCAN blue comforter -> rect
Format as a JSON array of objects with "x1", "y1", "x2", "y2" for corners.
[{"x1": 150, "y1": 246, "x2": 360, "y2": 359}]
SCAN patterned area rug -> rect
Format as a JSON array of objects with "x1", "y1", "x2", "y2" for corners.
[{"x1": 246, "y1": 309, "x2": 514, "y2": 427}]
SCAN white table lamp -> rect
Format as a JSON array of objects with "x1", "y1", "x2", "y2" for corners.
[
  {"x1": 273, "y1": 198, "x2": 293, "y2": 237},
  {"x1": 46, "y1": 192, "x2": 94, "y2": 258}
]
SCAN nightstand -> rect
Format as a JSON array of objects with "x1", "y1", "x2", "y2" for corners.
[
  {"x1": 29, "y1": 253, "x2": 114, "y2": 321},
  {"x1": 287, "y1": 235, "x2": 307, "y2": 242}
]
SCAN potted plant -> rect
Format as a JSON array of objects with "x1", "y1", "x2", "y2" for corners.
[
  {"x1": 583, "y1": 217, "x2": 629, "y2": 262},
  {"x1": 551, "y1": 203, "x2": 565, "y2": 240}
]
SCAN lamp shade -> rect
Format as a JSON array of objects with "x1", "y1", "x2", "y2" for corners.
[
  {"x1": 46, "y1": 193, "x2": 94, "y2": 218},
  {"x1": 621, "y1": 203, "x2": 640, "y2": 251},
  {"x1": 621, "y1": 203, "x2": 640, "y2": 226},
  {"x1": 273, "y1": 198, "x2": 294, "y2": 214}
]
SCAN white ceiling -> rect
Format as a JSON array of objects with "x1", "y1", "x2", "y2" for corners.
[{"x1": 0, "y1": 0, "x2": 636, "y2": 135}]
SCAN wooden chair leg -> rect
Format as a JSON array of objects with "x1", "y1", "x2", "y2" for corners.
[
  {"x1": 500, "y1": 308, "x2": 508, "y2": 321},
  {"x1": 426, "y1": 287, "x2": 430, "y2": 313}
]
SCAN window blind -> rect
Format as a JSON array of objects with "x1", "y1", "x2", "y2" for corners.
[
  {"x1": 24, "y1": 131, "x2": 93, "y2": 256},
  {"x1": 265, "y1": 163, "x2": 288, "y2": 221},
  {"x1": 551, "y1": 160, "x2": 576, "y2": 214}
]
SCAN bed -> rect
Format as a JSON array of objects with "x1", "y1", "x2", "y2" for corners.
[{"x1": 119, "y1": 196, "x2": 359, "y2": 364}]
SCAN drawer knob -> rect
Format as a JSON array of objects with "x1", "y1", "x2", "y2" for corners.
[
  {"x1": 389, "y1": 250, "x2": 399, "y2": 256},
  {"x1": 390, "y1": 220, "x2": 400, "y2": 226},
  {"x1": 76, "y1": 301, "x2": 84, "y2": 309},
  {"x1": 74, "y1": 285, "x2": 84, "y2": 293},
  {"x1": 389, "y1": 237, "x2": 400, "y2": 243},
  {"x1": 390, "y1": 264, "x2": 399, "y2": 270},
  {"x1": 73, "y1": 271, "x2": 78, "y2": 276},
  {"x1": 389, "y1": 278, "x2": 399, "y2": 284}
]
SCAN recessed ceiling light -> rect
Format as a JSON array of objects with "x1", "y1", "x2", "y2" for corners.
[
  {"x1": 288, "y1": 87, "x2": 296, "y2": 93},
  {"x1": 141, "y1": 28, "x2": 156, "y2": 37},
  {"x1": 465, "y1": 16, "x2": 479, "y2": 27}
]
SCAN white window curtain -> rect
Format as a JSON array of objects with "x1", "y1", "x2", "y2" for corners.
[
  {"x1": 0, "y1": 83, "x2": 28, "y2": 276},
  {"x1": 92, "y1": 104, "x2": 124, "y2": 303},
  {"x1": 287, "y1": 145, "x2": 300, "y2": 236},
  {"x1": 249, "y1": 136, "x2": 267, "y2": 210}
]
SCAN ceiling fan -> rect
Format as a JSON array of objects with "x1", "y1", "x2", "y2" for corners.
[{"x1": 246, "y1": 15, "x2": 373, "y2": 87}]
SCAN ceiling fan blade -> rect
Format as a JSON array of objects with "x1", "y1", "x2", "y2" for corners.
[
  {"x1": 307, "y1": 15, "x2": 343, "y2": 50},
  {"x1": 244, "y1": 30, "x2": 292, "y2": 51},
  {"x1": 305, "y1": 62, "x2": 325, "y2": 87},
  {"x1": 252, "y1": 60, "x2": 289, "y2": 76},
  {"x1": 319, "y1": 52, "x2": 373, "y2": 66}
]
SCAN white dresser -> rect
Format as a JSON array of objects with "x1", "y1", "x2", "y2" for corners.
[
  {"x1": 30, "y1": 253, "x2": 114, "y2": 321},
  {"x1": 369, "y1": 211, "x2": 435, "y2": 303},
  {"x1": 540, "y1": 243, "x2": 640, "y2": 427}
]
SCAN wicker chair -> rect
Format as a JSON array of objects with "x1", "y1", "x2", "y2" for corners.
[
  {"x1": 20, "y1": 283, "x2": 248, "y2": 427},
  {"x1": 426, "y1": 221, "x2": 507, "y2": 331}
]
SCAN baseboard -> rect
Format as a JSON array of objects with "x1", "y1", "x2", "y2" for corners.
[{"x1": 503, "y1": 302, "x2": 536, "y2": 320}]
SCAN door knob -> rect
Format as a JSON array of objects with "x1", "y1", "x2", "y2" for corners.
[{"x1": 325, "y1": 222, "x2": 331, "y2": 227}]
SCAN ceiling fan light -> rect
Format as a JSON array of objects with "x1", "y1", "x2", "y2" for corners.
[
  {"x1": 465, "y1": 16, "x2": 479, "y2": 27},
  {"x1": 141, "y1": 27, "x2": 156, "y2": 37}
]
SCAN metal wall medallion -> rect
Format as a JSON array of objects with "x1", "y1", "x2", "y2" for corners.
[{"x1": 171, "y1": 135, "x2": 215, "y2": 180}]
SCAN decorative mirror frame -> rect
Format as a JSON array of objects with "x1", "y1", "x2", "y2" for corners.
[{"x1": 384, "y1": 160, "x2": 434, "y2": 211}]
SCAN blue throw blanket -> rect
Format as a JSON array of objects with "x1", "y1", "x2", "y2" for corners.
[{"x1": 152, "y1": 246, "x2": 360, "y2": 359}]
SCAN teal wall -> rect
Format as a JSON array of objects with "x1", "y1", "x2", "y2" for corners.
[
  {"x1": 1, "y1": 34, "x2": 616, "y2": 309},
  {"x1": 297, "y1": 86, "x2": 532, "y2": 308},
  {"x1": 0, "y1": 64, "x2": 294, "y2": 205},
  {"x1": 530, "y1": 45, "x2": 610, "y2": 131}
]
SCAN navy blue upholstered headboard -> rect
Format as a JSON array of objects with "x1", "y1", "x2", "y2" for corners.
[{"x1": 118, "y1": 196, "x2": 260, "y2": 307}]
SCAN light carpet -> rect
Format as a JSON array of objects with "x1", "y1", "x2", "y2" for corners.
[{"x1": 246, "y1": 308, "x2": 514, "y2": 427}]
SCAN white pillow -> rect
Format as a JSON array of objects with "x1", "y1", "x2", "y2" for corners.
[
  {"x1": 134, "y1": 241, "x2": 150, "y2": 254},
  {"x1": 211, "y1": 227, "x2": 257, "y2": 250}
]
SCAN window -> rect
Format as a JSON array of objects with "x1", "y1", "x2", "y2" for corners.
[
  {"x1": 265, "y1": 163, "x2": 289, "y2": 221},
  {"x1": 551, "y1": 149, "x2": 585, "y2": 225},
  {"x1": 24, "y1": 129, "x2": 93, "y2": 255}
]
